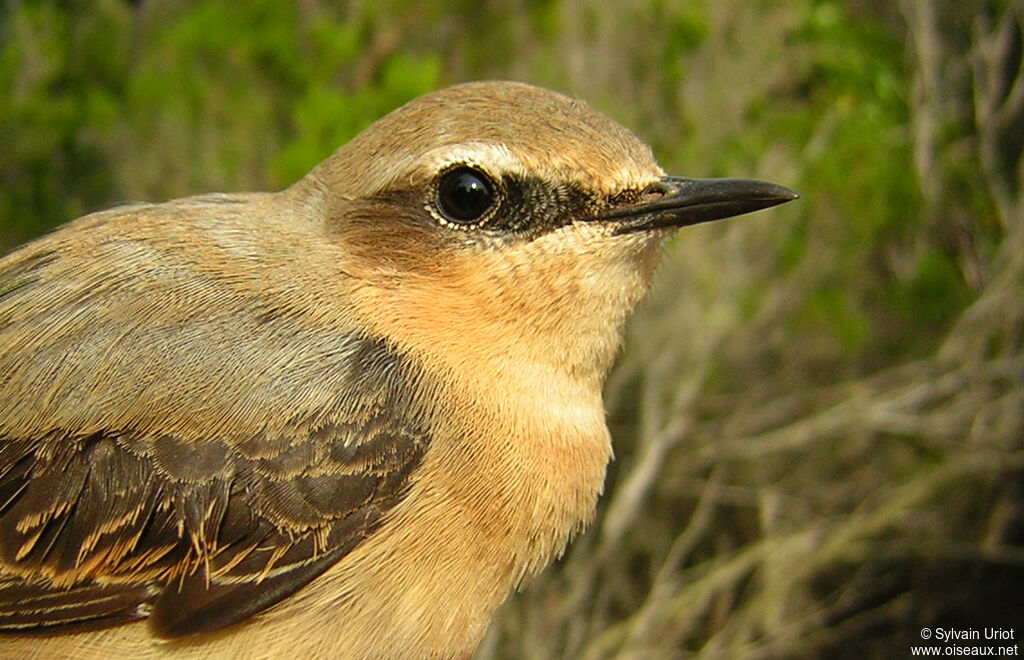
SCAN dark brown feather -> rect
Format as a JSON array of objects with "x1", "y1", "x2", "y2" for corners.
[{"x1": 0, "y1": 574, "x2": 157, "y2": 635}]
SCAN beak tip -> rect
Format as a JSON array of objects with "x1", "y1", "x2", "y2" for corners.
[{"x1": 762, "y1": 183, "x2": 800, "y2": 204}]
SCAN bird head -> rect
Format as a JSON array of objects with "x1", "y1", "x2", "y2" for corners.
[{"x1": 294, "y1": 81, "x2": 796, "y2": 386}]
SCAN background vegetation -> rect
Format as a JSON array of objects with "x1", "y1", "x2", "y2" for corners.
[{"x1": 2, "y1": 1, "x2": 1021, "y2": 657}]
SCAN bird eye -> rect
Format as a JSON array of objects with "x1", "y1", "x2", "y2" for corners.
[{"x1": 435, "y1": 166, "x2": 496, "y2": 225}]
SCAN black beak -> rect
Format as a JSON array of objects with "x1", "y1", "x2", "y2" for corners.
[{"x1": 600, "y1": 176, "x2": 798, "y2": 234}]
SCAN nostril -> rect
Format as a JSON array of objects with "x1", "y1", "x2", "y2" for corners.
[
  {"x1": 603, "y1": 180, "x2": 682, "y2": 218},
  {"x1": 640, "y1": 181, "x2": 674, "y2": 202}
]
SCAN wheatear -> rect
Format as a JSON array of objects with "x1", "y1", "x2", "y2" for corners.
[{"x1": 0, "y1": 81, "x2": 795, "y2": 659}]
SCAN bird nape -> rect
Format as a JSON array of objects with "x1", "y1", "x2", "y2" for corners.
[{"x1": 0, "y1": 81, "x2": 796, "y2": 659}]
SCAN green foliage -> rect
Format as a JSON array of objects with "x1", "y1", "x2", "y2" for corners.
[
  {"x1": 891, "y1": 248, "x2": 974, "y2": 330},
  {"x1": 0, "y1": 0, "x2": 131, "y2": 250},
  {"x1": 274, "y1": 51, "x2": 440, "y2": 185},
  {"x1": 739, "y1": 1, "x2": 976, "y2": 367},
  {"x1": 0, "y1": 0, "x2": 441, "y2": 251}
]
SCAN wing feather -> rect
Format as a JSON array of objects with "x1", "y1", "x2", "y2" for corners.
[{"x1": 0, "y1": 204, "x2": 432, "y2": 638}]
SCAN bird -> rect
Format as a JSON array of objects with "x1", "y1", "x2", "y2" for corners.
[{"x1": 0, "y1": 80, "x2": 796, "y2": 659}]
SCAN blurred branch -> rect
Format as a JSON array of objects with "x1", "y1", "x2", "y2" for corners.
[
  {"x1": 903, "y1": 0, "x2": 943, "y2": 209},
  {"x1": 971, "y1": 4, "x2": 1024, "y2": 229}
]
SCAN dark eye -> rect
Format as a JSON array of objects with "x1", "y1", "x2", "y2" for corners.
[{"x1": 436, "y1": 166, "x2": 496, "y2": 225}]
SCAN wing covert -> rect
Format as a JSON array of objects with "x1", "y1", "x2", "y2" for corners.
[{"x1": 0, "y1": 225, "x2": 432, "y2": 638}]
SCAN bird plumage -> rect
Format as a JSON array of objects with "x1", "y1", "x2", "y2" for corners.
[
  {"x1": 0, "y1": 81, "x2": 795, "y2": 658},
  {"x1": 0, "y1": 192, "x2": 434, "y2": 643}
]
